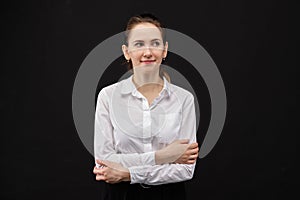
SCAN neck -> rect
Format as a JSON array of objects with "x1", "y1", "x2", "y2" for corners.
[{"x1": 132, "y1": 67, "x2": 163, "y2": 89}]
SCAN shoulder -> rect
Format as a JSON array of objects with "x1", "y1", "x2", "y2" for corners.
[
  {"x1": 169, "y1": 83, "x2": 196, "y2": 112},
  {"x1": 96, "y1": 81, "x2": 122, "y2": 101},
  {"x1": 169, "y1": 83, "x2": 194, "y2": 102},
  {"x1": 99, "y1": 82, "x2": 118, "y2": 94}
]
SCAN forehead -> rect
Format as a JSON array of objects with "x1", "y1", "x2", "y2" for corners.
[{"x1": 128, "y1": 23, "x2": 162, "y2": 41}]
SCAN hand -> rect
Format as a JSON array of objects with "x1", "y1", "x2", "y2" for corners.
[
  {"x1": 93, "y1": 160, "x2": 130, "y2": 184},
  {"x1": 155, "y1": 139, "x2": 198, "y2": 165},
  {"x1": 174, "y1": 142, "x2": 198, "y2": 164}
]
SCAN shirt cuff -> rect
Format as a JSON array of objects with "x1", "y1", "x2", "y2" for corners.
[{"x1": 128, "y1": 165, "x2": 149, "y2": 184}]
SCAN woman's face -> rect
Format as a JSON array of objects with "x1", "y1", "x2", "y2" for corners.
[{"x1": 122, "y1": 22, "x2": 168, "y2": 69}]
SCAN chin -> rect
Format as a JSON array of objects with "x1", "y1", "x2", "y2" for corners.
[
  {"x1": 142, "y1": 62, "x2": 160, "y2": 67},
  {"x1": 134, "y1": 63, "x2": 160, "y2": 73}
]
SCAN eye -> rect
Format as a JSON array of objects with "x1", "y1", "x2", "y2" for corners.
[
  {"x1": 134, "y1": 42, "x2": 144, "y2": 47},
  {"x1": 152, "y1": 41, "x2": 161, "y2": 47}
]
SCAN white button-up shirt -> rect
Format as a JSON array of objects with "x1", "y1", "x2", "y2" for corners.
[{"x1": 94, "y1": 75, "x2": 197, "y2": 185}]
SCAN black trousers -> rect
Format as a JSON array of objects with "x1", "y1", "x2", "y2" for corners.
[{"x1": 99, "y1": 181, "x2": 187, "y2": 200}]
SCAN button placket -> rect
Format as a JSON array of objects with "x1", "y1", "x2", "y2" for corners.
[
  {"x1": 142, "y1": 98, "x2": 152, "y2": 151},
  {"x1": 149, "y1": 89, "x2": 165, "y2": 110}
]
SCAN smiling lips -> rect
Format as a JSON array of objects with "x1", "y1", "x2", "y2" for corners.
[{"x1": 141, "y1": 60, "x2": 156, "y2": 64}]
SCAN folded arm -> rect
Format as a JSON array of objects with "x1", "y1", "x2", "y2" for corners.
[
  {"x1": 94, "y1": 90, "x2": 198, "y2": 185},
  {"x1": 94, "y1": 89, "x2": 198, "y2": 168}
]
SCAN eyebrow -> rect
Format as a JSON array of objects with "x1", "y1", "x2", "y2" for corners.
[{"x1": 132, "y1": 39, "x2": 162, "y2": 43}]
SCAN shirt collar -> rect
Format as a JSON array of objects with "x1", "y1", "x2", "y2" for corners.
[
  {"x1": 120, "y1": 75, "x2": 172, "y2": 96},
  {"x1": 120, "y1": 75, "x2": 136, "y2": 94}
]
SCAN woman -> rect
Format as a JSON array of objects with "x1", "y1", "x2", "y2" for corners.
[{"x1": 93, "y1": 13, "x2": 198, "y2": 200}]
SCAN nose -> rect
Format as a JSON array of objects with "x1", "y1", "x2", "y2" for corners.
[{"x1": 143, "y1": 46, "x2": 152, "y2": 57}]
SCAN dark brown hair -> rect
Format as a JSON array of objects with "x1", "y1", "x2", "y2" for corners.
[{"x1": 123, "y1": 13, "x2": 170, "y2": 82}]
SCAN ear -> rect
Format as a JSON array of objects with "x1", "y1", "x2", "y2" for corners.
[
  {"x1": 163, "y1": 41, "x2": 168, "y2": 58},
  {"x1": 122, "y1": 44, "x2": 130, "y2": 61}
]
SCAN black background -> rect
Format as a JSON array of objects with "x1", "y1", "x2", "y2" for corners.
[{"x1": 1, "y1": 0, "x2": 298, "y2": 200}]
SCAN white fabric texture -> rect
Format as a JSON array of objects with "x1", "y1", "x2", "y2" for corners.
[{"x1": 94, "y1": 75, "x2": 197, "y2": 185}]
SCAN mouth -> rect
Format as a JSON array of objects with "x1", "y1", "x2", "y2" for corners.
[{"x1": 140, "y1": 60, "x2": 156, "y2": 64}]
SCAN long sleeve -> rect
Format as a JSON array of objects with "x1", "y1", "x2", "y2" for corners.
[
  {"x1": 94, "y1": 88, "x2": 156, "y2": 168},
  {"x1": 128, "y1": 93, "x2": 197, "y2": 185}
]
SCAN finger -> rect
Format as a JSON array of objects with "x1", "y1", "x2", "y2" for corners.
[
  {"x1": 185, "y1": 149, "x2": 197, "y2": 156},
  {"x1": 100, "y1": 160, "x2": 112, "y2": 168},
  {"x1": 93, "y1": 167, "x2": 98, "y2": 174},
  {"x1": 96, "y1": 160, "x2": 108, "y2": 167},
  {"x1": 187, "y1": 145, "x2": 198, "y2": 152},
  {"x1": 93, "y1": 166, "x2": 102, "y2": 174},
  {"x1": 181, "y1": 159, "x2": 193, "y2": 164},
  {"x1": 189, "y1": 148, "x2": 199, "y2": 154},
  {"x1": 96, "y1": 174, "x2": 106, "y2": 181},
  {"x1": 188, "y1": 142, "x2": 198, "y2": 149},
  {"x1": 187, "y1": 159, "x2": 196, "y2": 164},
  {"x1": 179, "y1": 139, "x2": 189, "y2": 144},
  {"x1": 189, "y1": 154, "x2": 198, "y2": 160},
  {"x1": 96, "y1": 159, "x2": 104, "y2": 165},
  {"x1": 94, "y1": 169, "x2": 104, "y2": 175},
  {"x1": 93, "y1": 167, "x2": 106, "y2": 175}
]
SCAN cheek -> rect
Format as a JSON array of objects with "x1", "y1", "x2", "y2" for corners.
[
  {"x1": 129, "y1": 52, "x2": 142, "y2": 63},
  {"x1": 153, "y1": 51, "x2": 164, "y2": 59}
]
